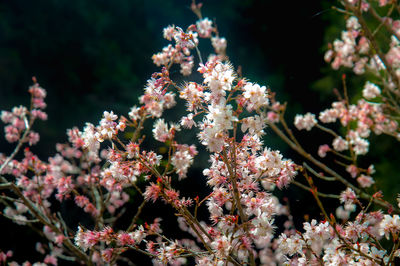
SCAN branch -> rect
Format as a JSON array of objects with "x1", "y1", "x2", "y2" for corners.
[
  {"x1": 267, "y1": 121, "x2": 399, "y2": 213},
  {"x1": 303, "y1": 163, "x2": 336, "y2": 182},
  {"x1": 348, "y1": 3, "x2": 400, "y2": 94},
  {"x1": 0, "y1": 182, "x2": 13, "y2": 190},
  {"x1": 127, "y1": 200, "x2": 146, "y2": 232}
]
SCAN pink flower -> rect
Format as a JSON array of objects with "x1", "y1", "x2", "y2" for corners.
[
  {"x1": 44, "y1": 255, "x2": 57, "y2": 266},
  {"x1": 340, "y1": 188, "x2": 357, "y2": 205},
  {"x1": 163, "y1": 25, "x2": 176, "y2": 41},
  {"x1": 266, "y1": 111, "x2": 279, "y2": 123},
  {"x1": 5, "y1": 125, "x2": 20, "y2": 143},
  {"x1": 346, "y1": 164, "x2": 358, "y2": 178},
  {"x1": 117, "y1": 232, "x2": 135, "y2": 246},
  {"x1": 56, "y1": 176, "x2": 74, "y2": 201},
  {"x1": 101, "y1": 248, "x2": 114, "y2": 263},
  {"x1": 379, "y1": 0, "x2": 390, "y2": 7},
  {"x1": 84, "y1": 203, "x2": 99, "y2": 217},
  {"x1": 55, "y1": 234, "x2": 65, "y2": 246},
  {"x1": 0, "y1": 250, "x2": 12, "y2": 263},
  {"x1": 357, "y1": 175, "x2": 375, "y2": 188},
  {"x1": 31, "y1": 109, "x2": 48, "y2": 120},
  {"x1": 1, "y1": 111, "x2": 13, "y2": 123},
  {"x1": 318, "y1": 144, "x2": 330, "y2": 158},
  {"x1": 164, "y1": 189, "x2": 180, "y2": 203},
  {"x1": 196, "y1": 18, "x2": 213, "y2": 38},
  {"x1": 27, "y1": 132, "x2": 40, "y2": 146}
]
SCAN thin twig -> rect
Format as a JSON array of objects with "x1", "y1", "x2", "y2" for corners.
[
  {"x1": 127, "y1": 200, "x2": 146, "y2": 232},
  {"x1": 292, "y1": 180, "x2": 340, "y2": 199},
  {"x1": 303, "y1": 163, "x2": 336, "y2": 182}
]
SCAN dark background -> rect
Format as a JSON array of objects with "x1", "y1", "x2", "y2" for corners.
[
  {"x1": 0, "y1": 0, "x2": 334, "y2": 147},
  {"x1": 1, "y1": 0, "x2": 399, "y2": 264}
]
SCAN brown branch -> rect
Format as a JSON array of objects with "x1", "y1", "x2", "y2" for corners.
[
  {"x1": 348, "y1": 3, "x2": 400, "y2": 94},
  {"x1": 292, "y1": 180, "x2": 340, "y2": 199},
  {"x1": 127, "y1": 200, "x2": 146, "y2": 232}
]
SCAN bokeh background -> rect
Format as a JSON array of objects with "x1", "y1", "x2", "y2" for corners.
[
  {"x1": 1, "y1": 0, "x2": 399, "y2": 264},
  {"x1": 0, "y1": 0, "x2": 337, "y2": 149}
]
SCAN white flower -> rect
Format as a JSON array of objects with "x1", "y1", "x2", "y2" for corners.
[
  {"x1": 128, "y1": 106, "x2": 140, "y2": 121},
  {"x1": 196, "y1": 18, "x2": 213, "y2": 37},
  {"x1": 180, "y1": 114, "x2": 196, "y2": 129},
  {"x1": 294, "y1": 113, "x2": 317, "y2": 131},
  {"x1": 255, "y1": 148, "x2": 283, "y2": 177},
  {"x1": 332, "y1": 136, "x2": 348, "y2": 151},
  {"x1": 352, "y1": 137, "x2": 369, "y2": 155},
  {"x1": 346, "y1": 16, "x2": 360, "y2": 30},
  {"x1": 81, "y1": 123, "x2": 99, "y2": 153},
  {"x1": 380, "y1": 215, "x2": 400, "y2": 239},
  {"x1": 152, "y1": 119, "x2": 180, "y2": 142},
  {"x1": 278, "y1": 233, "x2": 305, "y2": 256},
  {"x1": 171, "y1": 146, "x2": 196, "y2": 180},
  {"x1": 211, "y1": 37, "x2": 227, "y2": 54},
  {"x1": 241, "y1": 115, "x2": 265, "y2": 136},
  {"x1": 362, "y1": 81, "x2": 381, "y2": 99},
  {"x1": 243, "y1": 83, "x2": 269, "y2": 111},
  {"x1": 95, "y1": 111, "x2": 118, "y2": 142},
  {"x1": 357, "y1": 175, "x2": 375, "y2": 188},
  {"x1": 197, "y1": 124, "x2": 225, "y2": 152},
  {"x1": 319, "y1": 108, "x2": 339, "y2": 123},
  {"x1": 340, "y1": 187, "x2": 357, "y2": 205},
  {"x1": 206, "y1": 103, "x2": 237, "y2": 131},
  {"x1": 336, "y1": 206, "x2": 351, "y2": 220},
  {"x1": 163, "y1": 25, "x2": 176, "y2": 41}
]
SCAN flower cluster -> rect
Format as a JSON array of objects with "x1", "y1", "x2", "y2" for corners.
[{"x1": 1, "y1": 81, "x2": 47, "y2": 145}]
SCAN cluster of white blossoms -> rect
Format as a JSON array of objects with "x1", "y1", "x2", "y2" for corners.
[
  {"x1": 294, "y1": 112, "x2": 317, "y2": 131},
  {"x1": 380, "y1": 215, "x2": 400, "y2": 239},
  {"x1": 211, "y1": 36, "x2": 227, "y2": 54},
  {"x1": 363, "y1": 81, "x2": 381, "y2": 99},
  {"x1": 332, "y1": 136, "x2": 348, "y2": 151},
  {"x1": 324, "y1": 16, "x2": 371, "y2": 74},
  {"x1": 241, "y1": 114, "x2": 266, "y2": 136},
  {"x1": 243, "y1": 82, "x2": 269, "y2": 111},
  {"x1": 196, "y1": 18, "x2": 213, "y2": 38},
  {"x1": 140, "y1": 77, "x2": 176, "y2": 118},
  {"x1": 94, "y1": 111, "x2": 125, "y2": 142},
  {"x1": 154, "y1": 23, "x2": 201, "y2": 76},
  {"x1": 201, "y1": 61, "x2": 235, "y2": 96},
  {"x1": 171, "y1": 144, "x2": 197, "y2": 180}
]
